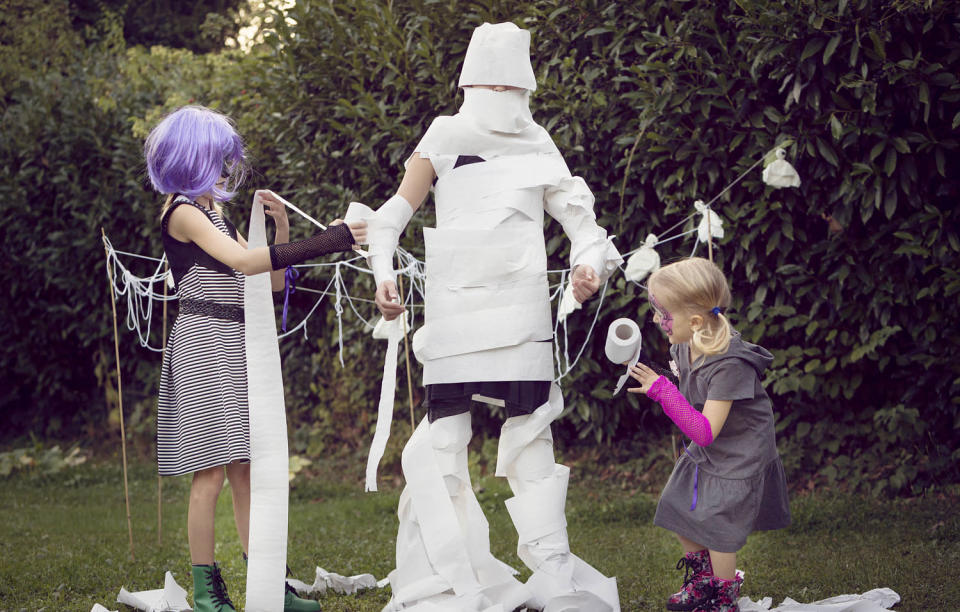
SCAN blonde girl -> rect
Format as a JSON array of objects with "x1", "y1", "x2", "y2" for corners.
[{"x1": 628, "y1": 257, "x2": 790, "y2": 612}]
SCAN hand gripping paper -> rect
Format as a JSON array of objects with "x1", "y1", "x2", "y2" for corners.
[
  {"x1": 605, "y1": 319, "x2": 642, "y2": 395},
  {"x1": 244, "y1": 194, "x2": 289, "y2": 611}
]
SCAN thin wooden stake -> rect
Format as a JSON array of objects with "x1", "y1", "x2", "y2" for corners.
[
  {"x1": 102, "y1": 228, "x2": 135, "y2": 561},
  {"x1": 617, "y1": 118, "x2": 652, "y2": 236},
  {"x1": 707, "y1": 223, "x2": 714, "y2": 262},
  {"x1": 158, "y1": 262, "x2": 169, "y2": 547},
  {"x1": 396, "y1": 263, "x2": 416, "y2": 434}
]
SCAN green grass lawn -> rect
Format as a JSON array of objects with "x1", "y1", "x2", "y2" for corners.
[{"x1": 1, "y1": 455, "x2": 957, "y2": 611}]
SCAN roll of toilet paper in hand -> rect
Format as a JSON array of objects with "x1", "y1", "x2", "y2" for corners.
[
  {"x1": 605, "y1": 318, "x2": 642, "y2": 364},
  {"x1": 606, "y1": 318, "x2": 642, "y2": 395}
]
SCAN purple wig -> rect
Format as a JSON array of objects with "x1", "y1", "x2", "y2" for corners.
[{"x1": 144, "y1": 105, "x2": 248, "y2": 201}]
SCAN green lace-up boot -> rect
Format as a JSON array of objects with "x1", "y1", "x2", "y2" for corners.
[
  {"x1": 283, "y1": 580, "x2": 322, "y2": 611},
  {"x1": 242, "y1": 552, "x2": 322, "y2": 611},
  {"x1": 191, "y1": 563, "x2": 236, "y2": 612}
]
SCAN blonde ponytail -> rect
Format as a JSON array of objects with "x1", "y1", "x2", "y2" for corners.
[{"x1": 691, "y1": 310, "x2": 732, "y2": 356}]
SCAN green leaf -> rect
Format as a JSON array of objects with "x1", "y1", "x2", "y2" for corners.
[
  {"x1": 764, "y1": 106, "x2": 784, "y2": 124},
  {"x1": 883, "y1": 148, "x2": 897, "y2": 176},
  {"x1": 823, "y1": 35, "x2": 842, "y2": 64},
  {"x1": 816, "y1": 137, "x2": 839, "y2": 167},
  {"x1": 585, "y1": 27, "x2": 611, "y2": 37},
  {"x1": 868, "y1": 30, "x2": 886, "y2": 60},
  {"x1": 884, "y1": 190, "x2": 897, "y2": 219},
  {"x1": 830, "y1": 115, "x2": 843, "y2": 140},
  {"x1": 801, "y1": 38, "x2": 827, "y2": 62}
]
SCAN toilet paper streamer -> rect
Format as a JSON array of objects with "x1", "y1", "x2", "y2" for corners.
[
  {"x1": 604, "y1": 319, "x2": 642, "y2": 395},
  {"x1": 365, "y1": 315, "x2": 405, "y2": 492},
  {"x1": 244, "y1": 195, "x2": 289, "y2": 611}
]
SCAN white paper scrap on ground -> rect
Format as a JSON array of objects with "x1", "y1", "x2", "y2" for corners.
[
  {"x1": 91, "y1": 605, "x2": 117, "y2": 612},
  {"x1": 365, "y1": 314, "x2": 407, "y2": 491},
  {"x1": 762, "y1": 148, "x2": 801, "y2": 188},
  {"x1": 285, "y1": 566, "x2": 382, "y2": 596},
  {"x1": 739, "y1": 587, "x2": 900, "y2": 611},
  {"x1": 604, "y1": 319, "x2": 642, "y2": 395},
  {"x1": 245, "y1": 194, "x2": 289, "y2": 611},
  {"x1": 107, "y1": 571, "x2": 191, "y2": 612}
]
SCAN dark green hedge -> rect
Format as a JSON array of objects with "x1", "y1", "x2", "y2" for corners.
[{"x1": 1, "y1": 0, "x2": 957, "y2": 495}]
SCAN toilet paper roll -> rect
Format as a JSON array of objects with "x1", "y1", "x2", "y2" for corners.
[
  {"x1": 605, "y1": 319, "x2": 642, "y2": 395},
  {"x1": 604, "y1": 319, "x2": 641, "y2": 364}
]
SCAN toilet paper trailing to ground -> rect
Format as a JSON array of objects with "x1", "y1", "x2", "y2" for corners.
[
  {"x1": 365, "y1": 314, "x2": 407, "y2": 492},
  {"x1": 604, "y1": 319, "x2": 642, "y2": 395},
  {"x1": 245, "y1": 195, "x2": 289, "y2": 611}
]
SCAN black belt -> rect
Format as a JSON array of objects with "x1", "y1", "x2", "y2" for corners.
[{"x1": 179, "y1": 298, "x2": 244, "y2": 323}]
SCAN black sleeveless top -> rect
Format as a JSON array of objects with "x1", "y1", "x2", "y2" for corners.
[{"x1": 160, "y1": 195, "x2": 240, "y2": 290}]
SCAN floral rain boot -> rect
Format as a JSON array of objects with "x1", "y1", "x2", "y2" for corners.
[
  {"x1": 694, "y1": 574, "x2": 743, "y2": 612},
  {"x1": 192, "y1": 563, "x2": 237, "y2": 612},
  {"x1": 666, "y1": 549, "x2": 714, "y2": 611}
]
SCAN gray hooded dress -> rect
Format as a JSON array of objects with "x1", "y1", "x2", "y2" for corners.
[{"x1": 653, "y1": 332, "x2": 791, "y2": 552}]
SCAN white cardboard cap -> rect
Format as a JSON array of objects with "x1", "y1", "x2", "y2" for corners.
[{"x1": 458, "y1": 22, "x2": 537, "y2": 91}]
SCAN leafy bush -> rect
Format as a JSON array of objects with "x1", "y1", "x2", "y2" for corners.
[
  {"x1": 0, "y1": 444, "x2": 87, "y2": 478},
  {"x1": 239, "y1": 0, "x2": 960, "y2": 494},
  {"x1": 1, "y1": 0, "x2": 957, "y2": 496}
]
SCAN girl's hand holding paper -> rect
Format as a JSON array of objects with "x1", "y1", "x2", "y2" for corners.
[{"x1": 627, "y1": 362, "x2": 660, "y2": 395}]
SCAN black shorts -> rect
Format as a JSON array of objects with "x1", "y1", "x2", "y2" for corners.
[{"x1": 425, "y1": 381, "x2": 551, "y2": 422}]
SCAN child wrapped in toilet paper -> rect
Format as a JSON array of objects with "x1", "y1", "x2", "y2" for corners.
[{"x1": 353, "y1": 21, "x2": 624, "y2": 612}]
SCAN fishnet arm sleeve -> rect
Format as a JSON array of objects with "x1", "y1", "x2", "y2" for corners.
[
  {"x1": 647, "y1": 376, "x2": 714, "y2": 446},
  {"x1": 268, "y1": 223, "x2": 354, "y2": 270}
]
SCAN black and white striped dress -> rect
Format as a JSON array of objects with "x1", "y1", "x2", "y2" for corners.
[{"x1": 157, "y1": 196, "x2": 250, "y2": 476}]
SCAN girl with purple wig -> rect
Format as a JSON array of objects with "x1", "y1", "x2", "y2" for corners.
[{"x1": 145, "y1": 105, "x2": 366, "y2": 612}]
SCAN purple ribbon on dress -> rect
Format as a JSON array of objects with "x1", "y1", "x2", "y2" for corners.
[
  {"x1": 684, "y1": 443, "x2": 699, "y2": 511},
  {"x1": 281, "y1": 265, "x2": 299, "y2": 332}
]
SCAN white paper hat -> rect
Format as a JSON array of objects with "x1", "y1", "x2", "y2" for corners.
[{"x1": 458, "y1": 22, "x2": 538, "y2": 91}]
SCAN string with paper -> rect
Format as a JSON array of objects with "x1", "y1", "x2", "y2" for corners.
[
  {"x1": 98, "y1": 147, "x2": 801, "y2": 612},
  {"x1": 103, "y1": 146, "x2": 799, "y2": 372}
]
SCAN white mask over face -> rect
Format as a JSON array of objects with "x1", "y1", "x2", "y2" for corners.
[{"x1": 459, "y1": 87, "x2": 534, "y2": 134}]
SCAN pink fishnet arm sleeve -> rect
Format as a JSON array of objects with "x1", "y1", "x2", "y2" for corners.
[{"x1": 647, "y1": 376, "x2": 714, "y2": 446}]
